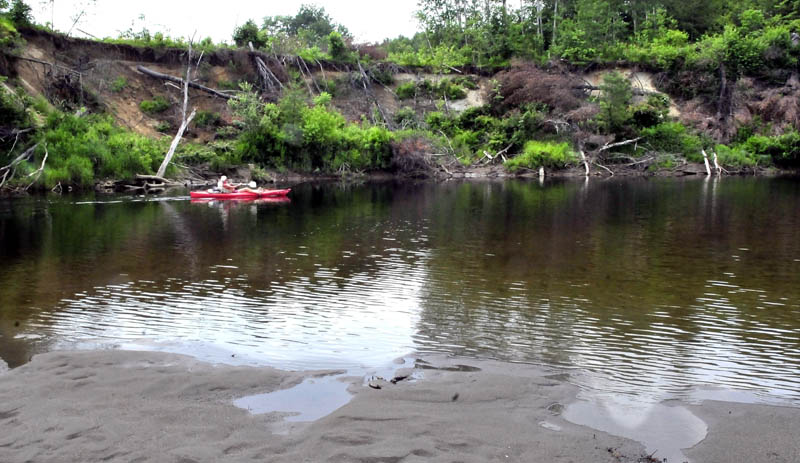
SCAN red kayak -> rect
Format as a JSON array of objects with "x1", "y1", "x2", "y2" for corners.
[{"x1": 190, "y1": 188, "x2": 291, "y2": 199}]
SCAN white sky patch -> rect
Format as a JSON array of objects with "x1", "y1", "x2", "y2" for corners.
[{"x1": 32, "y1": 0, "x2": 420, "y2": 44}]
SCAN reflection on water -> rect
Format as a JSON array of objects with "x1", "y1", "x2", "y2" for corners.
[{"x1": 1, "y1": 178, "x2": 799, "y2": 405}]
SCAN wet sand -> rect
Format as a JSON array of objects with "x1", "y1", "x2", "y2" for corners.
[{"x1": 0, "y1": 350, "x2": 798, "y2": 463}]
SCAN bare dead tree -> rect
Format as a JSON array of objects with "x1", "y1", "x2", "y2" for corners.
[
  {"x1": 356, "y1": 60, "x2": 393, "y2": 129},
  {"x1": 1, "y1": 143, "x2": 41, "y2": 189},
  {"x1": 156, "y1": 40, "x2": 198, "y2": 178},
  {"x1": 136, "y1": 66, "x2": 231, "y2": 100}
]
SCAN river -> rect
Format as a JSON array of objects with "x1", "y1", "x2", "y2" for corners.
[{"x1": 1, "y1": 177, "x2": 799, "y2": 406}]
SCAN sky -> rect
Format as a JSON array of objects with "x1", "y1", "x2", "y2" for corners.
[{"x1": 31, "y1": 0, "x2": 421, "y2": 44}]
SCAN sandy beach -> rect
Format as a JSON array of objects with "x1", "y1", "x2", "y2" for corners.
[{"x1": 0, "y1": 350, "x2": 798, "y2": 463}]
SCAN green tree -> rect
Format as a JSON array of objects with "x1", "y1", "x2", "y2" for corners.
[
  {"x1": 233, "y1": 19, "x2": 266, "y2": 48},
  {"x1": 262, "y1": 4, "x2": 349, "y2": 50},
  {"x1": 8, "y1": 0, "x2": 32, "y2": 26},
  {"x1": 597, "y1": 71, "x2": 633, "y2": 134},
  {"x1": 327, "y1": 31, "x2": 349, "y2": 61}
]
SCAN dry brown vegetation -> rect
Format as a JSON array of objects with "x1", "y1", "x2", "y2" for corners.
[
  {"x1": 391, "y1": 136, "x2": 436, "y2": 176},
  {"x1": 494, "y1": 64, "x2": 585, "y2": 113}
]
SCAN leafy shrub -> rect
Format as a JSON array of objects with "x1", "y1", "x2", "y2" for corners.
[
  {"x1": 228, "y1": 83, "x2": 395, "y2": 171},
  {"x1": 452, "y1": 76, "x2": 478, "y2": 90},
  {"x1": 640, "y1": 122, "x2": 704, "y2": 160},
  {"x1": 393, "y1": 107, "x2": 418, "y2": 128},
  {"x1": 139, "y1": 96, "x2": 170, "y2": 115},
  {"x1": 0, "y1": 77, "x2": 29, "y2": 128},
  {"x1": 743, "y1": 131, "x2": 800, "y2": 167},
  {"x1": 396, "y1": 79, "x2": 465, "y2": 101},
  {"x1": 368, "y1": 67, "x2": 395, "y2": 86},
  {"x1": 327, "y1": 31, "x2": 350, "y2": 61},
  {"x1": 713, "y1": 144, "x2": 762, "y2": 168},
  {"x1": 233, "y1": 19, "x2": 267, "y2": 49},
  {"x1": 631, "y1": 95, "x2": 669, "y2": 129},
  {"x1": 34, "y1": 113, "x2": 167, "y2": 187},
  {"x1": 396, "y1": 82, "x2": 416, "y2": 100},
  {"x1": 298, "y1": 45, "x2": 325, "y2": 61},
  {"x1": 0, "y1": 16, "x2": 21, "y2": 50},
  {"x1": 425, "y1": 111, "x2": 452, "y2": 132},
  {"x1": 217, "y1": 80, "x2": 239, "y2": 90},
  {"x1": 388, "y1": 44, "x2": 471, "y2": 71},
  {"x1": 440, "y1": 81, "x2": 466, "y2": 100},
  {"x1": 505, "y1": 141, "x2": 576, "y2": 171},
  {"x1": 194, "y1": 110, "x2": 221, "y2": 128},
  {"x1": 155, "y1": 121, "x2": 171, "y2": 132},
  {"x1": 110, "y1": 76, "x2": 127, "y2": 93}
]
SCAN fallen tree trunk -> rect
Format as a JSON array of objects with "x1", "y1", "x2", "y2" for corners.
[
  {"x1": 249, "y1": 43, "x2": 283, "y2": 91},
  {"x1": 136, "y1": 66, "x2": 231, "y2": 100},
  {"x1": 701, "y1": 149, "x2": 712, "y2": 176},
  {"x1": 579, "y1": 150, "x2": 590, "y2": 177},
  {"x1": 573, "y1": 84, "x2": 659, "y2": 97},
  {"x1": 157, "y1": 109, "x2": 196, "y2": 178},
  {"x1": 356, "y1": 60, "x2": 393, "y2": 129}
]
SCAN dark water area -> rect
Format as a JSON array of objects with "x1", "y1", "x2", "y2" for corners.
[{"x1": 1, "y1": 178, "x2": 799, "y2": 404}]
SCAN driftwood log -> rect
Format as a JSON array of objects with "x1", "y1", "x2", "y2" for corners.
[{"x1": 136, "y1": 66, "x2": 231, "y2": 100}]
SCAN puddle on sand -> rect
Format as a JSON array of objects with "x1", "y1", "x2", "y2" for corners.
[
  {"x1": 234, "y1": 356, "x2": 422, "y2": 425},
  {"x1": 234, "y1": 375, "x2": 352, "y2": 422},
  {"x1": 563, "y1": 397, "x2": 707, "y2": 463}
]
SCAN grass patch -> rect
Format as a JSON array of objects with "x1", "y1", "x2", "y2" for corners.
[
  {"x1": 139, "y1": 96, "x2": 170, "y2": 115},
  {"x1": 505, "y1": 141, "x2": 577, "y2": 171}
]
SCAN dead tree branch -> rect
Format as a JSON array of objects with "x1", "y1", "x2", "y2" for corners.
[
  {"x1": 249, "y1": 42, "x2": 283, "y2": 91},
  {"x1": 1, "y1": 143, "x2": 40, "y2": 188},
  {"x1": 598, "y1": 137, "x2": 642, "y2": 153},
  {"x1": 25, "y1": 145, "x2": 48, "y2": 190},
  {"x1": 156, "y1": 40, "x2": 197, "y2": 178},
  {"x1": 579, "y1": 150, "x2": 590, "y2": 177},
  {"x1": 592, "y1": 161, "x2": 614, "y2": 176},
  {"x1": 137, "y1": 66, "x2": 231, "y2": 100},
  {"x1": 356, "y1": 60, "x2": 393, "y2": 129}
]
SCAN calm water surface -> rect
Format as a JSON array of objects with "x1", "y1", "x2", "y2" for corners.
[{"x1": 1, "y1": 178, "x2": 799, "y2": 404}]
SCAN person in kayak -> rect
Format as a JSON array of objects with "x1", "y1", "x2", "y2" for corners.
[
  {"x1": 237, "y1": 181, "x2": 268, "y2": 194},
  {"x1": 215, "y1": 176, "x2": 237, "y2": 193}
]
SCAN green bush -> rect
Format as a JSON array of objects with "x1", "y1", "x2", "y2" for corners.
[
  {"x1": 194, "y1": 110, "x2": 221, "y2": 128},
  {"x1": 713, "y1": 144, "x2": 763, "y2": 168},
  {"x1": 327, "y1": 31, "x2": 350, "y2": 61},
  {"x1": 228, "y1": 83, "x2": 395, "y2": 171},
  {"x1": 393, "y1": 107, "x2": 418, "y2": 128},
  {"x1": 232, "y1": 19, "x2": 267, "y2": 49},
  {"x1": 34, "y1": 113, "x2": 167, "y2": 187},
  {"x1": 425, "y1": 111, "x2": 452, "y2": 132},
  {"x1": 217, "y1": 80, "x2": 239, "y2": 90},
  {"x1": 440, "y1": 81, "x2": 466, "y2": 100},
  {"x1": 640, "y1": 122, "x2": 704, "y2": 160},
  {"x1": 452, "y1": 76, "x2": 478, "y2": 90},
  {"x1": 110, "y1": 76, "x2": 128, "y2": 93},
  {"x1": 505, "y1": 141, "x2": 576, "y2": 171},
  {"x1": 0, "y1": 16, "x2": 21, "y2": 50},
  {"x1": 396, "y1": 82, "x2": 416, "y2": 100},
  {"x1": 743, "y1": 131, "x2": 800, "y2": 167},
  {"x1": 0, "y1": 77, "x2": 29, "y2": 128},
  {"x1": 396, "y1": 79, "x2": 466, "y2": 101},
  {"x1": 139, "y1": 96, "x2": 170, "y2": 115}
]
